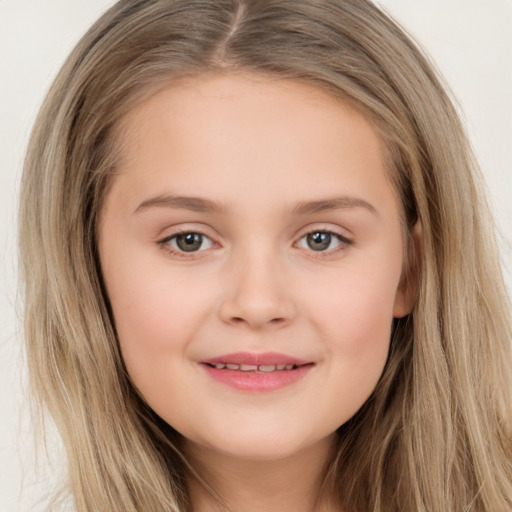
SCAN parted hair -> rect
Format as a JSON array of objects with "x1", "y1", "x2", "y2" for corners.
[{"x1": 19, "y1": 0, "x2": 512, "y2": 510}]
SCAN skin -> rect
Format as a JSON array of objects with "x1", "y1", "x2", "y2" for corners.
[{"x1": 99, "y1": 73, "x2": 415, "y2": 512}]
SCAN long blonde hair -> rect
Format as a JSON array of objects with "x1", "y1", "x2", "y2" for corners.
[{"x1": 19, "y1": 1, "x2": 512, "y2": 510}]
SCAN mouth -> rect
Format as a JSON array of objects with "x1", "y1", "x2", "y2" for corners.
[
  {"x1": 205, "y1": 362, "x2": 301, "y2": 372},
  {"x1": 199, "y1": 352, "x2": 314, "y2": 392}
]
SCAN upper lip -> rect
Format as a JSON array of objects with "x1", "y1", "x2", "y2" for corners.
[{"x1": 200, "y1": 351, "x2": 311, "y2": 367}]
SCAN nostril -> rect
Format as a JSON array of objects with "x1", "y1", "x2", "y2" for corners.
[
  {"x1": 231, "y1": 316, "x2": 286, "y2": 323},
  {"x1": 227, "y1": 315, "x2": 287, "y2": 327},
  {"x1": 219, "y1": 291, "x2": 296, "y2": 328}
]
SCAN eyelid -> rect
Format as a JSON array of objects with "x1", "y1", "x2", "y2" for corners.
[
  {"x1": 156, "y1": 226, "x2": 219, "y2": 258},
  {"x1": 154, "y1": 223, "x2": 353, "y2": 259},
  {"x1": 155, "y1": 222, "x2": 218, "y2": 243},
  {"x1": 293, "y1": 226, "x2": 354, "y2": 255},
  {"x1": 294, "y1": 223, "x2": 353, "y2": 241}
]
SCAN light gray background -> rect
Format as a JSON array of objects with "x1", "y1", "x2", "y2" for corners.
[{"x1": 1, "y1": 1, "x2": 511, "y2": 510}]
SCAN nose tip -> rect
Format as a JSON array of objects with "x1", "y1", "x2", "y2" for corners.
[
  {"x1": 219, "y1": 291, "x2": 293, "y2": 329},
  {"x1": 219, "y1": 259, "x2": 295, "y2": 329},
  {"x1": 224, "y1": 308, "x2": 290, "y2": 329}
]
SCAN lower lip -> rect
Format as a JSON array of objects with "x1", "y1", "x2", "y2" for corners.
[{"x1": 201, "y1": 364, "x2": 314, "y2": 392}]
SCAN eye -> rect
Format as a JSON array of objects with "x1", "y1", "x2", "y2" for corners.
[
  {"x1": 296, "y1": 230, "x2": 350, "y2": 252},
  {"x1": 161, "y1": 232, "x2": 214, "y2": 253}
]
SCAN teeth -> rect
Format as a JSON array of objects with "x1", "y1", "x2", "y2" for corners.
[
  {"x1": 240, "y1": 364, "x2": 258, "y2": 371},
  {"x1": 211, "y1": 363, "x2": 298, "y2": 372}
]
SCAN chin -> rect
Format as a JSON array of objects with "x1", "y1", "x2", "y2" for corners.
[{"x1": 186, "y1": 425, "x2": 334, "y2": 463}]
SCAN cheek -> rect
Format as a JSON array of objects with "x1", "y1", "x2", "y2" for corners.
[
  {"x1": 303, "y1": 262, "x2": 400, "y2": 394},
  {"x1": 107, "y1": 275, "x2": 214, "y2": 418},
  {"x1": 298, "y1": 273, "x2": 397, "y2": 429},
  {"x1": 337, "y1": 282, "x2": 394, "y2": 349},
  {"x1": 102, "y1": 245, "x2": 213, "y2": 384},
  {"x1": 311, "y1": 264, "x2": 398, "y2": 342}
]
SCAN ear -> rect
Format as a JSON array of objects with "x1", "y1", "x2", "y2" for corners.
[{"x1": 393, "y1": 221, "x2": 422, "y2": 318}]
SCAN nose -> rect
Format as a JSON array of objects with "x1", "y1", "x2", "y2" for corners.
[{"x1": 219, "y1": 251, "x2": 296, "y2": 330}]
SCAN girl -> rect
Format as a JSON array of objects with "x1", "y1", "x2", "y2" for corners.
[{"x1": 19, "y1": 1, "x2": 512, "y2": 511}]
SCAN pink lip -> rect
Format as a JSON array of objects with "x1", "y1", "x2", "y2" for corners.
[
  {"x1": 200, "y1": 352, "x2": 314, "y2": 393},
  {"x1": 201, "y1": 351, "x2": 310, "y2": 366}
]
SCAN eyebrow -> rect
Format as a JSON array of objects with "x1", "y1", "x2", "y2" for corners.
[
  {"x1": 134, "y1": 194, "x2": 378, "y2": 216},
  {"x1": 134, "y1": 195, "x2": 227, "y2": 214},
  {"x1": 291, "y1": 197, "x2": 378, "y2": 216}
]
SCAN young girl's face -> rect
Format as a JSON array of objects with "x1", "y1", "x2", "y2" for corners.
[{"x1": 99, "y1": 74, "x2": 411, "y2": 462}]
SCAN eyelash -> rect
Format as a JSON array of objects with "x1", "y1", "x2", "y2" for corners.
[
  {"x1": 157, "y1": 228, "x2": 353, "y2": 258},
  {"x1": 157, "y1": 230, "x2": 216, "y2": 258},
  {"x1": 295, "y1": 230, "x2": 352, "y2": 255}
]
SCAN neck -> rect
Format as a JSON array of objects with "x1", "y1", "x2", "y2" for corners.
[{"x1": 185, "y1": 436, "x2": 340, "y2": 512}]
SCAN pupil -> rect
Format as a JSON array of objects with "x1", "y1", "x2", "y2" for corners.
[
  {"x1": 176, "y1": 233, "x2": 202, "y2": 252},
  {"x1": 307, "y1": 232, "x2": 331, "y2": 251}
]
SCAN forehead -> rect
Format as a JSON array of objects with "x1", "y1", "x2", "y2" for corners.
[{"x1": 105, "y1": 73, "x2": 399, "y2": 221}]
